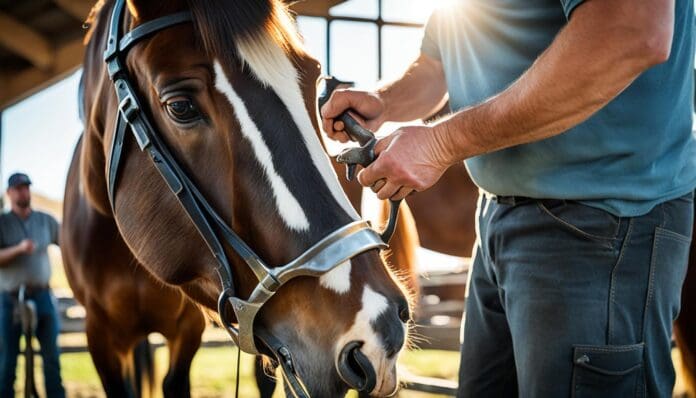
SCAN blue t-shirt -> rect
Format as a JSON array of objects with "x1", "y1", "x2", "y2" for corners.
[
  {"x1": 422, "y1": 0, "x2": 696, "y2": 216},
  {"x1": 0, "y1": 210, "x2": 59, "y2": 292}
]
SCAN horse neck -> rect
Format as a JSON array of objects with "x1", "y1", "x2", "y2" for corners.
[{"x1": 79, "y1": 0, "x2": 120, "y2": 216}]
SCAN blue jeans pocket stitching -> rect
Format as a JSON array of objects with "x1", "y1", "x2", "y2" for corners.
[
  {"x1": 571, "y1": 343, "x2": 645, "y2": 398},
  {"x1": 654, "y1": 226, "x2": 692, "y2": 244},
  {"x1": 536, "y1": 201, "x2": 621, "y2": 243}
]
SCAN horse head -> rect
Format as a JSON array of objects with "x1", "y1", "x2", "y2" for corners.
[{"x1": 80, "y1": 1, "x2": 411, "y2": 396}]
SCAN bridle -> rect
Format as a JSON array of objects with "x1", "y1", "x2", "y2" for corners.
[{"x1": 101, "y1": 0, "x2": 399, "y2": 396}]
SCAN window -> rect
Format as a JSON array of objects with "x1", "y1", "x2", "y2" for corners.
[{"x1": 296, "y1": 0, "x2": 443, "y2": 89}]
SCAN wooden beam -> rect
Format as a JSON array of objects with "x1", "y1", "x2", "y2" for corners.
[
  {"x1": 0, "y1": 0, "x2": 350, "y2": 110},
  {"x1": 401, "y1": 374, "x2": 458, "y2": 396},
  {"x1": 53, "y1": 0, "x2": 94, "y2": 22},
  {"x1": 0, "y1": 11, "x2": 54, "y2": 70},
  {"x1": 290, "y1": 0, "x2": 346, "y2": 17},
  {"x1": 0, "y1": 37, "x2": 83, "y2": 110}
]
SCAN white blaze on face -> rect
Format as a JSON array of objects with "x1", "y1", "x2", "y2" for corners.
[
  {"x1": 320, "y1": 260, "x2": 352, "y2": 294},
  {"x1": 360, "y1": 285, "x2": 389, "y2": 321},
  {"x1": 336, "y1": 285, "x2": 399, "y2": 393},
  {"x1": 336, "y1": 285, "x2": 388, "y2": 356},
  {"x1": 234, "y1": 31, "x2": 360, "y2": 220},
  {"x1": 213, "y1": 62, "x2": 310, "y2": 231}
]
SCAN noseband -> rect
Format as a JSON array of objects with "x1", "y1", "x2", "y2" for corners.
[{"x1": 102, "y1": 0, "x2": 395, "y2": 396}]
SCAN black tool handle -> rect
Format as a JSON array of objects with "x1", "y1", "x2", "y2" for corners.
[
  {"x1": 319, "y1": 77, "x2": 402, "y2": 244},
  {"x1": 336, "y1": 113, "x2": 375, "y2": 146},
  {"x1": 319, "y1": 77, "x2": 377, "y2": 146}
]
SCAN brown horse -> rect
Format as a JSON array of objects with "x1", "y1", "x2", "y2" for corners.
[
  {"x1": 62, "y1": 136, "x2": 206, "y2": 398},
  {"x1": 403, "y1": 163, "x2": 477, "y2": 258},
  {"x1": 675, "y1": 199, "x2": 696, "y2": 397},
  {"x1": 68, "y1": 0, "x2": 412, "y2": 396}
]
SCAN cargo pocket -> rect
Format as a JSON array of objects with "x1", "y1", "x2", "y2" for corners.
[{"x1": 571, "y1": 343, "x2": 645, "y2": 398}]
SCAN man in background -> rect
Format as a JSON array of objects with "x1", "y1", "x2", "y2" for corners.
[{"x1": 0, "y1": 172, "x2": 65, "y2": 398}]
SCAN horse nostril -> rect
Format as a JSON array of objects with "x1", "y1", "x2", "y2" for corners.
[
  {"x1": 336, "y1": 341, "x2": 377, "y2": 393},
  {"x1": 398, "y1": 299, "x2": 410, "y2": 323}
]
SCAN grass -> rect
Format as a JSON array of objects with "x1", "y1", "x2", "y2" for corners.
[
  {"x1": 13, "y1": 343, "x2": 460, "y2": 398},
  {"x1": 13, "y1": 341, "x2": 693, "y2": 397}
]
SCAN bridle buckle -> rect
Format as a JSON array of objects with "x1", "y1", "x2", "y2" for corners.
[{"x1": 118, "y1": 95, "x2": 139, "y2": 122}]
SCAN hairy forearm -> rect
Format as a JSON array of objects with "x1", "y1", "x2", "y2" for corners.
[
  {"x1": 378, "y1": 54, "x2": 448, "y2": 123},
  {"x1": 431, "y1": 0, "x2": 673, "y2": 164}
]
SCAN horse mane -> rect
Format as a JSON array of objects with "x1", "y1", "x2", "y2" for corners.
[
  {"x1": 83, "y1": 1, "x2": 304, "y2": 56},
  {"x1": 188, "y1": 0, "x2": 305, "y2": 61},
  {"x1": 84, "y1": 0, "x2": 307, "y2": 85},
  {"x1": 188, "y1": 0, "x2": 309, "y2": 90}
]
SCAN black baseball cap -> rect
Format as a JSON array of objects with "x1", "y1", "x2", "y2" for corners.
[{"x1": 7, "y1": 173, "x2": 32, "y2": 188}]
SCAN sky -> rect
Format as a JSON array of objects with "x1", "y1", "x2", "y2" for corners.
[
  {"x1": 0, "y1": 0, "x2": 447, "y2": 201},
  {"x1": 1, "y1": 71, "x2": 83, "y2": 201}
]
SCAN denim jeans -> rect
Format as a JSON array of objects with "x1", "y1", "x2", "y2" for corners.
[
  {"x1": 458, "y1": 192, "x2": 694, "y2": 398},
  {"x1": 0, "y1": 288, "x2": 66, "y2": 398}
]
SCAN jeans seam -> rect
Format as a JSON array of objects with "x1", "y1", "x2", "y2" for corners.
[
  {"x1": 608, "y1": 217, "x2": 633, "y2": 344},
  {"x1": 660, "y1": 201, "x2": 666, "y2": 229},
  {"x1": 573, "y1": 342, "x2": 645, "y2": 352},
  {"x1": 484, "y1": 199, "x2": 496, "y2": 266},
  {"x1": 641, "y1": 232, "x2": 659, "y2": 343},
  {"x1": 640, "y1": 202, "x2": 667, "y2": 342}
]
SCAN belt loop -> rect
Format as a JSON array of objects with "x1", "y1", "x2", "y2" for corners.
[{"x1": 495, "y1": 196, "x2": 516, "y2": 206}]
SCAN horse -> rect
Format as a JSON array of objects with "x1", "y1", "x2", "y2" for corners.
[
  {"x1": 62, "y1": 136, "x2": 207, "y2": 397},
  {"x1": 675, "y1": 202, "x2": 696, "y2": 397},
  {"x1": 67, "y1": 0, "x2": 412, "y2": 396},
  {"x1": 403, "y1": 162, "x2": 477, "y2": 258}
]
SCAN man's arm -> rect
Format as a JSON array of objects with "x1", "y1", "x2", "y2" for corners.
[
  {"x1": 0, "y1": 240, "x2": 34, "y2": 267},
  {"x1": 358, "y1": 0, "x2": 675, "y2": 199},
  {"x1": 378, "y1": 54, "x2": 449, "y2": 124},
  {"x1": 321, "y1": 53, "x2": 447, "y2": 141},
  {"x1": 430, "y1": 0, "x2": 674, "y2": 164},
  {"x1": 50, "y1": 215, "x2": 60, "y2": 246}
]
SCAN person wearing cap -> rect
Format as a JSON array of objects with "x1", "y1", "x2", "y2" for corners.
[
  {"x1": 321, "y1": 1, "x2": 695, "y2": 397},
  {"x1": 0, "y1": 173, "x2": 65, "y2": 398}
]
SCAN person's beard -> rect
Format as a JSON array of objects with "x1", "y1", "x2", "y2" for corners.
[{"x1": 16, "y1": 198, "x2": 30, "y2": 209}]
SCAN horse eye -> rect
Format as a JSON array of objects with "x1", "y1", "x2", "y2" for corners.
[{"x1": 165, "y1": 97, "x2": 201, "y2": 124}]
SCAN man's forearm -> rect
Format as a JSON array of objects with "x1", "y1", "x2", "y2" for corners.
[
  {"x1": 431, "y1": 0, "x2": 674, "y2": 164},
  {"x1": 0, "y1": 246, "x2": 22, "y2": 267},
  {"x1": 378, "y1": 54, "x2": 448, "y2": 123}
]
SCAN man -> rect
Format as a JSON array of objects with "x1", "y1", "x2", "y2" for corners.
[
  {"x1": 0, "y1": 173, "x2": 65, "y2": 398},
  {"x1": 321, "y1": 0, "x2": 695, "y2": 397}
]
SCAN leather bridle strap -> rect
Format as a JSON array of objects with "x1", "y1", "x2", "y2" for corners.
[
  {"x1": 103, "y1": 0, "x2": 270, "y2": 328},
  {"x1": 256, "y1": 329, "x2": 309, "y2": 398},
  {"x1": 119, "y1": 11, "x2": 192, "y2": 54},
  {"x1": 107, "y1": 74, "x2": 248, "y2": 298}
]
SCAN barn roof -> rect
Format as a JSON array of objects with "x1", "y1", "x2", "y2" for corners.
[{"x1": 0, "y1": 0, "x2": 344, "y2": 110}]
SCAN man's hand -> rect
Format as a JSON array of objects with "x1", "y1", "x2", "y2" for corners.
[
  {"x1": 17, "y1": 239, "x2": 35, "y2": 255},
  {"x1": 320, "y1": 89, "x2": 386, "y2": 143},
  {"x1": 357, "y1": 125, "x2": 452, "y2": 200}
]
